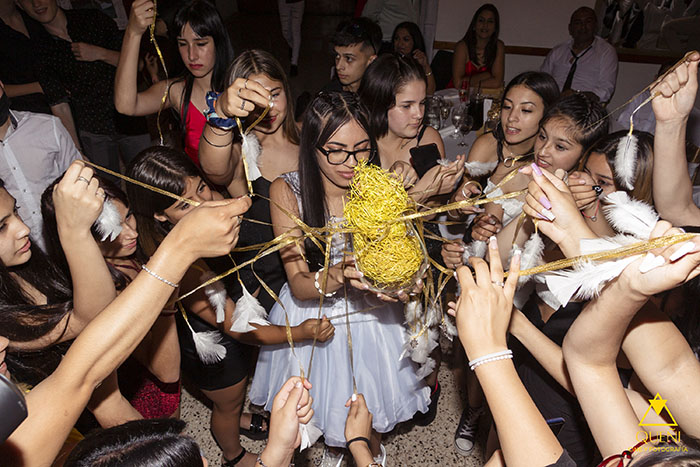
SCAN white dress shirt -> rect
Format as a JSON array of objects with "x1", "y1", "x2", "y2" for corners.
[
  {"x1": 540, "y1": 36, "x2": 619, "y2": 103},
  {"x1": 0, "y1": 111, "x2": 82, "y2": 250},
  {"x1": 363, "y1": 0, "x2": 421, "y2": 42}
]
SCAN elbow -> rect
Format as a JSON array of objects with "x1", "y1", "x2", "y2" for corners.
[{"x1": 113, "y1": 97, "x2": 133, "y2": 116}]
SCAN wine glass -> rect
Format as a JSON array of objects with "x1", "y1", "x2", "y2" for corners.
[
  {"x1": 458, "y1": 114, "x2": 474, "y2": 147},
  {"x1": 451, "y1": 104, "x2": 467, "y2": 139}
]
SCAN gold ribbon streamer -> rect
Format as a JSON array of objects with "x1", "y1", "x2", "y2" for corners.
[
  {"x1": 149, "y1": 0, "x2": 169, "y2": 146},
  {"x1": 234, "y1": 102, "x2": 272, "y2": 195}
]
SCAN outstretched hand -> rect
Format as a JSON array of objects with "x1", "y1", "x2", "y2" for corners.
[
  {"x1": 651, "y1": 51, "x2": 700, "y2": 124},
  {"x1": 267, "y1": 377, "x2": 314, "y2": 456},
  {"x1": 448, "y1": 236, "x2": 520, "y2": 360},
  {"x1": 619, "y1": 221, "x2": 700, "y2": 298},
  {"x1": 53, "y1": 161, "x2": 106, "y2": 234}
]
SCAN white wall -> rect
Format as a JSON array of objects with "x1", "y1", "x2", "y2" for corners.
[{"x1": 435, "y1": 0, "x2": 659, "y2": 113}]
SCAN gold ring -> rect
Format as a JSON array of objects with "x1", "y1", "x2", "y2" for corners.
[
  {"x1": 77, "y1": 176, "x2": 90, "y2": 184},
  {"x1": 237, "y1": 87, "x2": 242, "y2": 97}
]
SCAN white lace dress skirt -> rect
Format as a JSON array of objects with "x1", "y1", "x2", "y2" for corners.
[{"x1": 249, "y1": 284, "x2": 431, "y2": 447}]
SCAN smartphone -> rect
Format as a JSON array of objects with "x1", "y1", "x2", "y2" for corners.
[
  {"x1": 410, "y1": 143, "x2": 441, "y2": 178},
  {"x1": 546, "y1": 417, "x2": 566, "y2": 436}
]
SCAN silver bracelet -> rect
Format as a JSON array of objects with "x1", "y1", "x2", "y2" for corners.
[
  {"x1": 469, "y1": 349, "x2": 513, "y2": 371},
  {"x1": 141, "y1": 264, "x2": 179, "y2": 288},
  {"x1": 314, "y1": 267, "x2": 336, "y2": 297}
]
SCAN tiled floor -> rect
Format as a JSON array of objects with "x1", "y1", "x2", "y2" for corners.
[{"x1": 181, "y1": 337, "x2": 488, "y2": 466}]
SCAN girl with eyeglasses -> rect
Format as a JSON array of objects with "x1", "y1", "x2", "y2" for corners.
[{"x1": 249, "y1": 91, "x2": 430, "y2": 466}]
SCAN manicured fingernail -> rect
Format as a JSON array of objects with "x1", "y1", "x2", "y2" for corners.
[
  {"x1": 536, "y1": 212, "x2": 549, "y2": 221},
  {"x1": 352, "y1": 393, "x2": 357, "y2": 402},
  {"x1": 541, "y1": 209, "x2": 556, "y2": 221},
  {"x1": 295, "y1": 381, "x2": 302, "y2": 388},
  {"x1": 453, "y1": 271, "x2": 457, "y2": 278},
  {"x1": 474, "y1": 207, "x2": 485, "y2": 213},
  {"x1": 362, "y1": 284, "x2": 369, "y2": 290},
  {"x1": 531, "y1": 163, "x2": 543, "y2": 176},
  {"x1": 489, "y1": 236, "x2": 498, "y2": 249},
  {"x1": 357, "y1": 271, "x2": 363, "y2": 277},
  {"x1": 539, "y1": 195, "x2": 552, "y2": 210},
  {"x1": 670, "y1": 241, "x2": 697, "y2": 261},
  {"x1": 377, "y1": 293, "x2": 382, "y2": 298},
  {"x1": 513, "y1": 248, "x2": 522, "y2": 258},
  {"x1": 518, "y1": 167, "x2": 526, "y2": 173},
  {"x1": 639, "y1": 253, "x2": 665, "y2": 273}
]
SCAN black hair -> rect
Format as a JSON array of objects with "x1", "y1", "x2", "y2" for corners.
[
  {"x1": 64, "y1": 418, "x2": 204, "y2": 467},
  {"x1": 0, "y1": 179, "x2": 73, "y2": 384},
  {"x1": 41, "y1": 175, "x2": 145, "y2": 291},
  {"x1": 462, "y1": 4, "x2": 500, "y2": 70},
  {"x1": 583, "y1": 130, "x2": 654, "y2": 204},
  {"x1": 125, "y1": 146, "x2": 205, "y2": 256},
  {"x1": 358, "y1": 53, "x2": 425, "y2": 140},
  {"x1": 391, "y1": 21, "x2": 426, "y2": 54},
  {"x1": 331, "y1": 17, "x2": 382, "y2": 55},
  {"x1": 492, "y1": 71, "x2": 561, "y2": 160},
  {"x1": 299, "y1": 91, "x2": 376, "y2": 268},
  {"x1": 173, "y1": 0, "x2": 234, "y2": 143},
  {"x1": 540, "y1": 92, "x2": 608, "y2": 153}
]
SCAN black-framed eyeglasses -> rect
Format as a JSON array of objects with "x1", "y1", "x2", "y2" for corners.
[{"x1": 316, "y1": 146, "x2": 372, "y2": 165}]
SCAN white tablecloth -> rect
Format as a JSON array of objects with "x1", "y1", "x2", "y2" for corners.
[{"x1": 433, "y1": 88, "x2": 478, "y2": 161}]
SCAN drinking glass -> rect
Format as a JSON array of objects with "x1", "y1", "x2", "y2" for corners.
[
  {"x1": 451, "y1": 104, "x2": 467, "y2": 139},
  {"x1": 458, "y1": 114, "x2": 474, "y2": 147}
]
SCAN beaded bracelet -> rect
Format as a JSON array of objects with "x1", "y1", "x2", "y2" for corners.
[
  {"x1": 141, "y1": 265, "x2": 179, "y2": 288},
  {"x1": 314, "y1": 267, "x2": 337, "y2": 297},
  {"x1": 468, "y1": 349, "x2": 513, "y2": 371}
]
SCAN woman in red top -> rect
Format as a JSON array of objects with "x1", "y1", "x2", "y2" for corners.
[
  {"x1": 450, "y1": 3, "x2": 505, "y2": 90},
  {"x1": 115, "y1": 0, "x2": 233, "y2": 166}
]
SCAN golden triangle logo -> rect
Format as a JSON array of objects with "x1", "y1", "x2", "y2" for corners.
[{"x1": 639, "y1": 393, "x2": 678, "y2": 427}]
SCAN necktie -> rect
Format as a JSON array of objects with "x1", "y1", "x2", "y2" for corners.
[{"x1": 562, "y1": 45, "x2": 592, "y2": 92}]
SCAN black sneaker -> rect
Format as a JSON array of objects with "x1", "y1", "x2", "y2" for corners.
[
  {"x1": 454, "y1": 404, "x2": 483, "y2": 456},
  {"x1": 412, "y1": 381, "x2": 440, "y2": 426}
]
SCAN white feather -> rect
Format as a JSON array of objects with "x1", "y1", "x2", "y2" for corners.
[
  {"x1": 517, "y1": 233, "x2": 545, "y2": 286},
  {"x1": 463, "y1": 240, "x2": 487, "y2": 263},
  {"x1": 441, "y1": 316, "x2": 458, "y2": 340},
  {"x1": 241, "y1": 133, "x2": 262, "y2": 181},
  {"x1": 231, "y1": 284, "x2": 270, "y2": 333},
  {"x1": 410, "y1": 334, "x2": 430, "y2": 364},
  {"x1": 202, "y1": 271, "x2": 227, "y2": 323},
  {"x1": 603, "y1": 191, "x2": 658, "y2": 239},
  {"x1": 191, "y1": 330, "x2": 227, "y2": 364},
  {"x1": 404, "y1": 300, "x2": 422, "y2": 325},
  {"x1": 94, "y1": 198, "x2": 123, "y2": 242},
  {"x1": 437, "y1": 158, "x2": 450, "y2": 167},
  {"x1": 427, "y1": 327, "x2": 439, "y2": 354},
  {"x1": 464, "y1": 160, "x2": 498, "y2": 177},
  {"x1": 425, "y1": 304, "x2": 440, "y2": 327},
  {"x1": 545, "y1": 256, "x2": 637, "y2": 306},
  {"x1": 415, "y1": 357, "x2": 436, "y2": 379},
  {"x1": 615, "y1": 134, "x2": 638, "y2": 190},
  {"x1": 299, "y1": 420, "x2": 323, "y2": 451}
]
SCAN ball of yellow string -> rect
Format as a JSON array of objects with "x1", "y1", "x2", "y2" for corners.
[{"x1": 344, "y1": 160, "x2": 425, "y2": 290}]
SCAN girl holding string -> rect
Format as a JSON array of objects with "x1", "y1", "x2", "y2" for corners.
[
  {"x1": 198, "y1": 50, "x2": 299, "y2": 311},
  {"x1": 249, "y1": 91, "x2": 430, "y2": 466},
  {"x1": 0, "y1": 162, "x2": 252, "y2": 466},
  {"x1": 41, "y1": 176, "x2": 182, "y2": 419},
  {"x1": 125, "y1": 146, "x2": 334, "y2": 467},
  {"x1": 358, "y1": 53, "x2": 465, "y2": 206},
  {"x1": 447, "y1": 71, "x2": 560, "y2": 224},
  {"x1": 0, "y1": 160, "x2": 148, "y2": 428},
  {"x1": 114, "y1": 0, "x2": 271, "y2": 167}
]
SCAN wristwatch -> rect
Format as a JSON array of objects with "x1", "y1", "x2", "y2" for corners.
[{"x1": 203, "y1": 91, "x2": 237, "y2": 130}]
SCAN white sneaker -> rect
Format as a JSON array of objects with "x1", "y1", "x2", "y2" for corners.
[
  {"x1": 320, "y1": 446, "x2": 344, "y2": 467},
  {"x1": 373, "y1": 444, "x2": 387, "y2": 466}
]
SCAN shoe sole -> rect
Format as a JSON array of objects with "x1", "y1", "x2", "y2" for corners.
[{"x1": 454, "y1": 438, "x2": 475, "y2": 457}]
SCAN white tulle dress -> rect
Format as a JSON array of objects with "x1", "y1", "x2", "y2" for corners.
[{"x1": 249, "y1": 172, "x2": 430, "y2": 448}]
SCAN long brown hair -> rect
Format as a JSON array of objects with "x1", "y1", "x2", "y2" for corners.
[
  {"x1": 125, "y1": 146, "x2": 206, "y2": 256},
  {"x1": 227, "y1": 49, "x2": 300, "y2": 145},
  {"x1": 582, "y1": 130, "x2": 654, "y2": 204}
]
